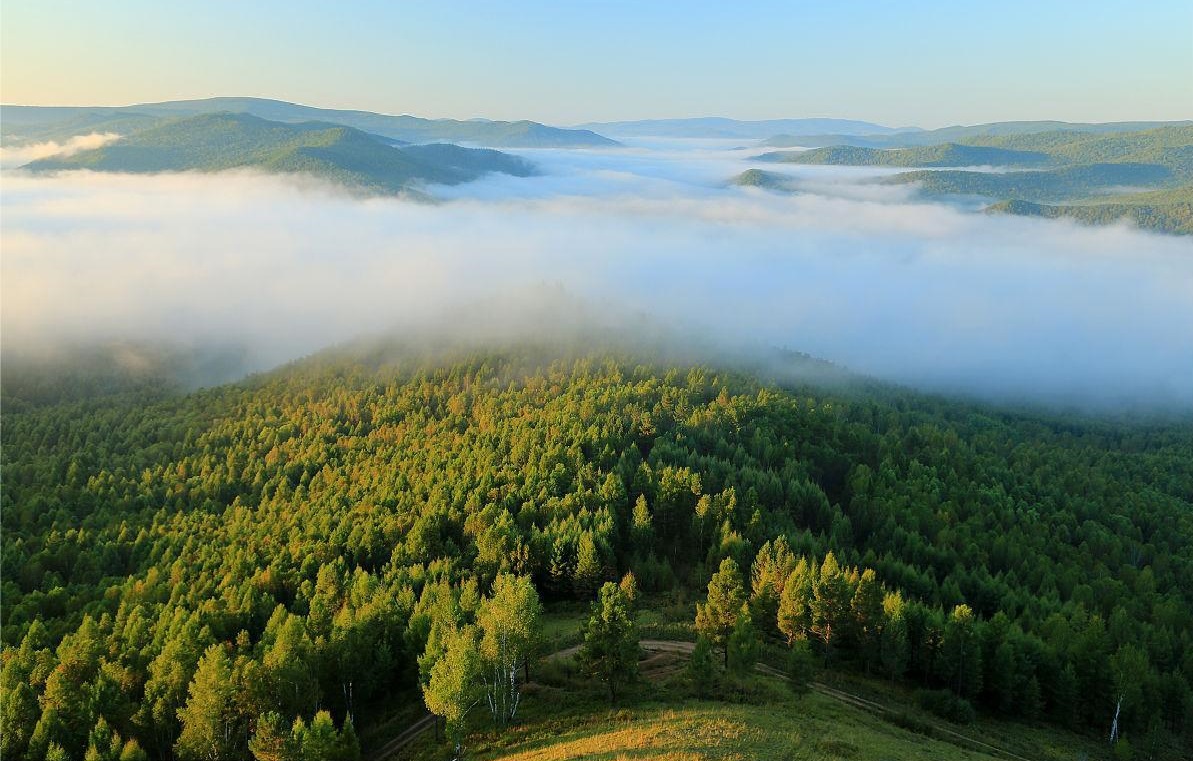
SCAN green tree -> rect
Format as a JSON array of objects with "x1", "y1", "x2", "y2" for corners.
[
  {"x1": 477, "y1": 574, "x2": 542, "y2": 727},
  {"x1": 749, "y1": 536, "x2": 795, "y2": 637},
  {"x1": 880, "y1": 591, "x2": 909, "y2": 683},
  {"x1": 696, "y1": 557, "x2": 747, "y2": 666},
  {"x1": 423, "y1": 625, "x2": 482, "y2": 757},
  {"x1": 175, "y1": 644, "x2": 244, "y2": 761},
  {"x1": 811, "y1": 553, "x2": 851, "y2": 665},
  {"x1": 248, "y1": 711, "x2": 299, "y2": 761},
  {"x1": 777, "y1": 558, "x2": 814, "y2": 645},
  {"x1": 687, "y1": 636, "x2": 716, "y2": 698},
  {"x1": 851, "y1": 568, "x2": 884, "y2": 674},
  {"x1": 727, "y1": 605, "x2": 760, "y2": 674},
  {"x1": 1108, "y1": 644, "x2": 1148, "y2": 743},
  {"x1": 786, "y1": 640, "x2": 817, "y2": 696},
  {"x1": 579, "y1": 582, "x2": 639, "y2": 703},
  {"x1": 938, "y1": 604, "x2": 982, "y2": 700}
]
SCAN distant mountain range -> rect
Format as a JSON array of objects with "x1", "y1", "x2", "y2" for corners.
[
  {"x1": 25, "y1": 112, "x2": 535, "y2": 196},
  {"x1": 756, "y1": 144, "x2": 1053, "y2": 168},
  {"x1": 576, "y1": 117, "x2": 908, "y2": 139},
  {"x1": 760, "y1": 120, "x2": 1193, "y2": 148},
  {"x1": 1, "y1": 97, "x2": 618, "y2": 149},
  {"x1": 737, "y1": 124, "x2": 1193, "y2": 234}
]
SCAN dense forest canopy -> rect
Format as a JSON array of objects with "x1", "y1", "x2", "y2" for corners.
[{"x1": 2, "y1": 343, "x2": 1191, "y2": 759}]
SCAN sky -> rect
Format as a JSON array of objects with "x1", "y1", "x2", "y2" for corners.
[{"x1": 2, "y1": 1, "x2": 1191, "y2": 127}]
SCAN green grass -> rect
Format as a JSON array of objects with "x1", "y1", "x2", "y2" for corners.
[{"x1": 391, "y1": 620, "x2": 1127, "y2": 761}]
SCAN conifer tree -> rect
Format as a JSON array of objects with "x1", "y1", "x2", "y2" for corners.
[{"x1": 696, "y1": 557, "x2": 747, "y2": 666}]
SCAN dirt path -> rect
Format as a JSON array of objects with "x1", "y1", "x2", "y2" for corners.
[
  {"x1": 370, "y1": 639, "x2": 1036, "y2": 761},
  {"x1": 368, "y1": 712, "x2": 435, "y2": 761}
]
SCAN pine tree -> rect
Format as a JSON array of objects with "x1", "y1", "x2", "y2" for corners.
[
  {"x1": 696, "y1": 557, "x2": 747, "y2": 666},
  {"x1": 879, "y1": 591, "x2": 909, "y2": 683},
  {"x1": 687, "y1": 636, "x2": 716, "y2": 697},
  {"x1": 777, "y1": 557, "x2": 814, "y2": 644},
  {"x1": 786, "y1": 640, "x2": 817, "y2": 696},
  {"x1": 579, "y1": 582, "x2": 639, "y2": 703},
  {"x1": 851, "y1": 568, "x2": 884, "y2": 673},
  {"x1": 727, "y1": 605, "x2": 760, "y2": 674},
  {"x1": 811, "y1": 553, "x2": 850, "y2": 665}
]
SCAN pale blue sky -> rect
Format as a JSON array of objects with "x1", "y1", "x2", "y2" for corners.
[{"x1": 3, "y1": 1, "x2": 1190, "y2": 127}]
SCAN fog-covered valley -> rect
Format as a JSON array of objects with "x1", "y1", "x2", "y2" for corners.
[{"x1": 4, "y1": 137, "x2": 1192, "y2": 410}]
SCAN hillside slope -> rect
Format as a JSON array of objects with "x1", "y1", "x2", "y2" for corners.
[
  {"x1": 3, "y1": 343, "x2": 1191, "y2": 759},
  {"x1": 23, "y1": 112, "x2": 535, "y2": 194}
]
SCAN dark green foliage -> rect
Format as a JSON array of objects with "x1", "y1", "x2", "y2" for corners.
[
  {"x1": 696, "y1": 558, "x2": 747, "y2": 666},
  {"x1": 24, "y1": 112, "x2": 534, "y2": 195},
  {"x1": 786, "y1": 641, "x2": 816, "y2": 696},
  {"x1": 578, "y1": 582, "x2": 638, "y2": 703},
  {"x1": 916, "y1": 689, "x2": 977, "y2": 724},
  {"x1": 687, "y1": 636, "x2": 717, "y2": 697},
  {"x1": 726, "y1": 607, "x2": 760, "y2": 674}
]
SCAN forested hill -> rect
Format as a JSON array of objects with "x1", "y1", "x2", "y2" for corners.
[
  {"x1": 1, "y1": 97, "x2": 618, "y2": 149},
  {"x1": 2, "y1": 345, "x2": 1191, "y2": 759},
  {"x1": 23, "y1": 112, "x2": 535, "y2": 195},
  {"x1": 756, "y1": 143, "x2": 1052, "y2": 168}
]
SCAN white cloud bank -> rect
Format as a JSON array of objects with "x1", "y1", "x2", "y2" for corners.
[
  {"x1": 3, "y1": 140, "x2": 1192, "y2": 410},
  {"x1": 0, "y1": 132, "x2": 121, "y2": 169}
]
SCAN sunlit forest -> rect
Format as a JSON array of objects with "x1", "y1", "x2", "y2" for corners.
[{"x1": 3, "y1": 346, "x2": 1190, "y2": 759}]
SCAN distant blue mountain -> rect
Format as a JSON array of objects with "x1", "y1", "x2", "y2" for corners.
[{"x1": 576, "y1": 117, "x2": 909, "y2": 139}]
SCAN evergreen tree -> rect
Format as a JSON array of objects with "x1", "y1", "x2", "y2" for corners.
[
  {"x1": 696, "y1": 557, "x2": 747, "y2": 666},
  {"x1": 851, "y1": 568, "x2": 884, "y2": 674},
  {"x1": 786, "y1": 640, "x2": 817, "y2": 696},
  {"x1": 579, "y1": 582, "x2": 639, "y2": 703},
  {"x1": 777, "y1": 558, "x2": 814, "y2": 645},
  {"x1": 727, "y1": 605, "x2": 760, "y2": 674},
  {"x1": 811, "y1": 553, "x2": 851, "y2": 665},
  {"x1": 687, "y1": 636, "x2": 716, "y2": 698},
  {"x1": 938, "y1": 605, "x2": 983, "y2": 700}
]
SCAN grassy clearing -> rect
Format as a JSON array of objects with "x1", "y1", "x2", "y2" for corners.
[{"x1": 394, "y1": 635, "x2": 1119, "y2": 761}]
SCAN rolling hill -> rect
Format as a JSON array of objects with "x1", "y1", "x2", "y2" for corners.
[
  {"x1": 986, "y1": 186, "x2": 1193, "y2": 235},
  {"x1": 761, "y1": 119, "x2": 1193, "y2": 148},
  {"x1": 883, "y1": 163, "x2": 1175, "y2": 202},
  {"x1": 577, "y1": 116, "x2": 904, "y2": 139},
  {"x1": 23, "y1": 112, "x2": 535, "y2": 194},
  {"x1": 755, "y1": 143, "x2": 1052, "y2": 168},
  {"x1": 1, "y1": 97, "x2": 618, "y2": 148}
]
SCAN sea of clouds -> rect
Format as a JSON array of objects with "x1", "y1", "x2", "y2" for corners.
[{"x1": 3, "y1": 138, "x2": 1191, "y2": 410}]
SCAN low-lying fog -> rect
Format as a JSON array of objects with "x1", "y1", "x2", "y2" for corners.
[{"x1": 3, "y1": 138, "x2": 1192, "y2": 410}]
